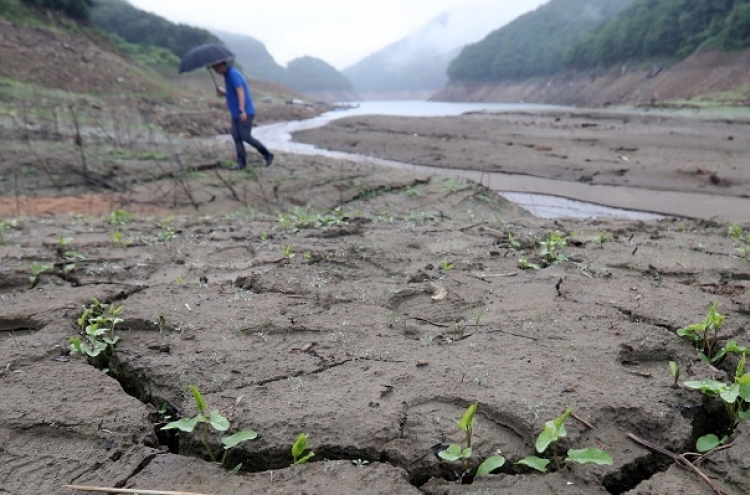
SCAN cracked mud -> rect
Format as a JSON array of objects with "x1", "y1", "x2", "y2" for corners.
[{"x1": 2, "y1": 123, "x2": 750, "y2": 495}]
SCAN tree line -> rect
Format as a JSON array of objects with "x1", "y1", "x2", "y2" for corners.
[
  {"x1": 449, "y1": 0, "x2": 750, "y2": 83},
  {"x1": 21, "y1": 0, "x2": 95, "y2": 20},
  {"x1": 448, "y1": 0, "x2": 635, "y2": 82},
  {"x1": 89, "y1": 0, "x2": 219, "y2": 58},
  {"x1": 565, "y1": 0, "x2": 750, "y2": 68}
]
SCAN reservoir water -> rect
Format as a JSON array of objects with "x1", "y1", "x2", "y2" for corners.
[{"x1": 253, "y1": 101, "x2": 663, "y2": 220}]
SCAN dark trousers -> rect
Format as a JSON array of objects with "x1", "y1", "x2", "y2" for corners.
[{"x1": 231, "y1": 116, "x2": 270, "y2": 166}]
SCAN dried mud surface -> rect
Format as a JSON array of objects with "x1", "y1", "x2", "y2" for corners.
[
  {"x1": 293, "y1": 110, "x2": 750, "y2": 220},
  {"x1": 1, "y1": 109, "x2": 750, "y2": 495}
]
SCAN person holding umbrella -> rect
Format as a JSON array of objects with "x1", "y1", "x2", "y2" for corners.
[
  {"x1": 212, "y1": 61, "x2": 274, "y2": 169},
  {"x1": 179, "y1": 44, "x2": 273, "y2": 170}
]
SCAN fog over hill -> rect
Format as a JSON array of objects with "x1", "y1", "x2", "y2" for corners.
[{"x1": 344, "y1": 1, "x2": 537, "y2": 99}]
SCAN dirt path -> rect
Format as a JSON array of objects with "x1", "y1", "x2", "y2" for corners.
[{"x1": 292, "y1": 109, "x2": 750, "y2": 221}]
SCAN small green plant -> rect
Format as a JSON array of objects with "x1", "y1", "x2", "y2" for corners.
[
  {"x1": 162, "y1": 385, "x2": 258, "y2": 467},
  {"x1": 69, "y1": 299, "x2": 124, "y2": 358},
  {"x1": 0, "y1": 218, "x2": 21, "y2": 244},
  {"x1": 439, "y1": 258, "x2": 455, "y2": 271},
  {"x1": 111, "y1": 230, "x2": 131, "y2": 247},
  {"x1": 517, "y1": 408, "x2": 612, "y2": 472},
  {"x1": 538, "y1": 231, "x2": 568, "y2": 265},
  {"x1": 696, "y1": 434, "x2": 728, "y2": 453},
  {"x1": 56, "y1": 234, "x2": 73, "y2": 250},
  {"x1": 283, "y1": 245, "x2": 295, "y2": 260},
  {"x1": 677, "y1": 301, "x2": 727, "y2": 363},
  {"x1": 518, "y1": 257, "x2": 540, "y2": 270},
  {"x1": 474, "y1": 306, "x2": 486, "y2": 328},
  {"x1": 159, "y1": 216, "x2": 177, "y2": 241},
  {"x1": 291, "y1": 433, "x2": 315, "y2": 465},
  {"x1": 684, "y1": 350, "x2": 750, "y2": 426},
  {"x1": 669, "y1": 361, "x2": 680, "y2": 388},
  {"x1": 438, "y1": 403, "x2": 506, "y2": 482},
  {"x1": 107, "y1": 209, "x2": 134, "y2": 226},
  {"x1": 277, "y1": 206, "x2": 348, "y2": 233},
  {"x1": 507, "y1": 233, "x2": 522, "y2": 249},
  {"x1": 592, "y1": 232, "x2": 612, "y2": 247},
  {"x1": 728, "y1": 224, "x2": 749, "y2": 242},
  {"x1": 29, "y1": 262, "x2": 54, "y2": 285}
]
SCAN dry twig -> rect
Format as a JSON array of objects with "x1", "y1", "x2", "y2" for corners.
[
  {"x1": 66, "y1": 485, "x2": 214, "y2": 495},
  {"x1": 627, "y1": 433, "x2": 726, "y2": 495}
]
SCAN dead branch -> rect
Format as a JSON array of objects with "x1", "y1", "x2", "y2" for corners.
[
  {"x1": 627, "y1": 433, "x2": 726, "y2": 495},
  {"x1": 65, "y1": 485, "x2": 214, "y2": 495}
]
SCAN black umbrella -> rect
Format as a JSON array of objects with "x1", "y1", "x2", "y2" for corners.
[{"x1": 179, "y1": 43, "x2": 235, "y2": 89}]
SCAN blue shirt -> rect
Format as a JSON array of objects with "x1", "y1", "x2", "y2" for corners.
[{"x1": 224, "y1": 66, "x2": 256, "y2": 119}]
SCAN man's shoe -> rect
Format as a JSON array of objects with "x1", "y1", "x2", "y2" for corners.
[
  {"x1": 265, "y1": 153, "x2": 274, "y2": 167},
  {"x1": 230, "y1": 163, "x2": 246, "y2": 171}
]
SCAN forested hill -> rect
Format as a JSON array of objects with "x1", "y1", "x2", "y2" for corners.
[
  {"x1": 447, "y1": 0, "x2": 634, "y2": 83},
  {"x1": 90, "y1": 0, "x2": 219, "y2": 60},
  {"x1": 565, "y1": 0, "x2": 750, "y2": 68}
]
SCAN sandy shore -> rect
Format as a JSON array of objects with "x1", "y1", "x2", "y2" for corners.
[{"x1": 292, "y1": 108, "x2": 750, "y2": 221}]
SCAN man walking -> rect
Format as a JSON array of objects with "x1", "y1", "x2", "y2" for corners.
[{"x1": 211, "y1": 61, "x2": 274, "y2": 170}]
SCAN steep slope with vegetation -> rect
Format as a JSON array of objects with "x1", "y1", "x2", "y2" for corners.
[
  {"x1": 438, "y1": 0, "x2": 750, "y2": 106},
  {"x1": 447, "y1": 0, "x2": 635, "y2": 82},
  {"x1": 90, "y1": 0, "x2": 219, "y2": 71},
  {"x1": 565, "y1": 0, "x2": 750, "y2": 68}
]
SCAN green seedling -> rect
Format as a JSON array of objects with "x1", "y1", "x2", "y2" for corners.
[
  {"x1": 439, "y1": 258, "x2": 455, "y2": 271},
  {"x1": 593, "y1": 232, "x2": 612, "y2": 247},
  {"x1": 728, "y1": 224, "x2": 750, "y2": 243},
  {"x1": 159, "y1": 216, "x2": 176, "y2": 241},
  {"x1": 107, "y1": 209, "x2": 134, "y2": 226},
  {"x1": 684, "y1": 351, "x2": 750, "y2": 426},
  {"x1": 56, "y1": 234, "x2": 73, "y2": 249},
  {"x1": 518, "y1": 257, "x2": 540, "y2": 270},
  {"x1": 291, "y1": 433, "x2": 315, "y2": 465},
  {"x1": 696, "y1": 434, "x2": 728, "y2": 453},
  {"x1": 277, "y1": 206, "x2": 348, "y2": 233},
  {"x1": 669, "y1": 361, "x2": 680, "y2": 388},
  {"x1": 538, "y1": 231, "x2": 568, "y2": 265},
  {"x1": 162, "y1": 385, "x2": 258, "y2": 467},
  {"x1": 304, "y1": 251, "x2": 312, "y2": 260},
  {"x1": 69, "y1": 299, "x2": 124, "y2": 358},
  {"x1": 517, "y1": 408, "x2": 612, "y2": 472},
  {"x1": 438, "y1": 403, "x2": 506, "y2": 481},
  {"x1": 29, "y1": 262, "x2": 54, "y2": 285},
  {"x1": 111, "y1": 230, "x2": 131, "y2": 247},
  {"x1": 0, "y1": 218, "x2": 21, "y2": 244},
  {"x1": 283, "y1": 245, "x2": 295, "y2": 260},
  {"x1": 677, "y1": 301, "x2": 726, "y2": 363},
  {"x1": 474, "y1": 306, "x2": 486, "y2": 328},
  {"x1": 507, "y1": 233, "x2": 522, "y2": 249}
]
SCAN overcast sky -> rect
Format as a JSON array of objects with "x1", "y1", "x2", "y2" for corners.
[{"x1": 127, "y1": 0, "x2": 548, "y2": 69}]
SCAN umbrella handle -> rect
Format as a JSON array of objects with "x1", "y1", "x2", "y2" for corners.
[{"x1": 207, "y1": 67, "x2": 220, "y2": 91}]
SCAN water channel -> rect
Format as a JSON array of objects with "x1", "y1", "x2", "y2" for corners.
[{"x1": 254, "y1": 100, "x2": 663, "y2": 220}]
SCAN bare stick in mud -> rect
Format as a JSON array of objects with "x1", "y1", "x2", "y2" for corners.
[
  {"x1": 213, "y1": 169, "x2": 242, "y2": 203},
  {"x1": 571, "y1": 411, "x2": 595, "y2": 430},
  {"x1": 68, "y1": 105, "x2": 88, "y2": 181},
  {"x1": 627, "y1": 433, "x2": 726, "y2": 495},
  {"x1": 65, "y1": 485, "x2": 214, "y2": 495}
]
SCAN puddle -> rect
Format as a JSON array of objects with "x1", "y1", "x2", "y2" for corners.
[{"x1": 499, "y1": 192, "x2": 663, "y2": 220}]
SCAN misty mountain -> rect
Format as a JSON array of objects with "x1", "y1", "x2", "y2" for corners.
[
  {"x1": 211, "y1": 29, "x2": 287, "y2": 83},
  {"x1": 344, "y1": 10, "x2": 486, "y2": 98},
  {"x1": 448, "y1": 0, "x2": 635, "y2": 83},
  {"x1": 214, "y1": 31, "x2": 355, "y2": 101}
]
